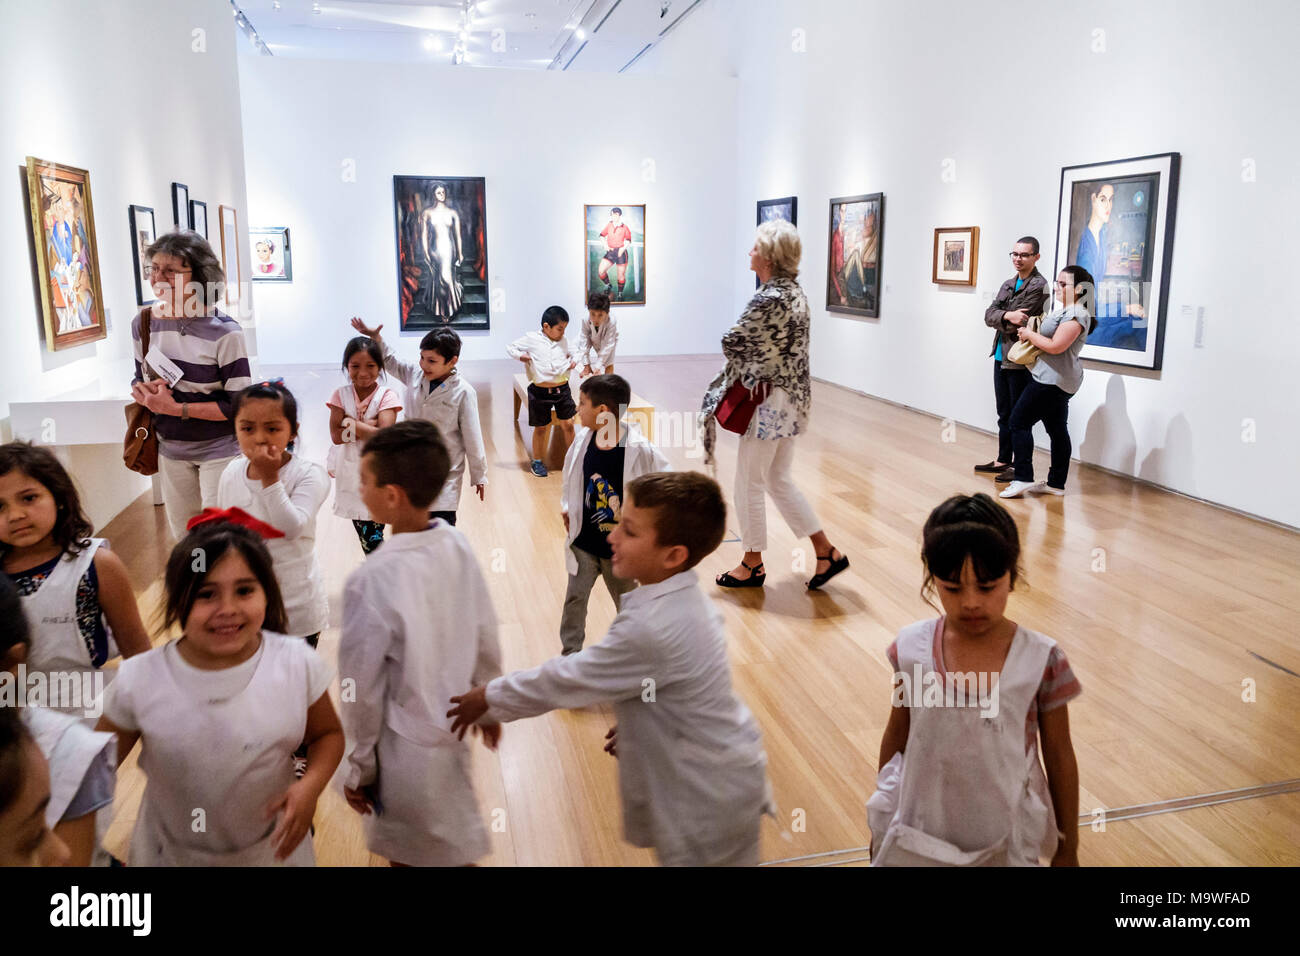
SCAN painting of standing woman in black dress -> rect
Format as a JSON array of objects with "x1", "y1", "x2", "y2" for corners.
[{"x1": 393, "y1": 175, "x2": 489, "y2": 331}]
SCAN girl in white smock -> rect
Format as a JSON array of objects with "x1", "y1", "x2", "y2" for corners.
[
  {"x1": 867, "y1": 493, "x2": 1082, "y2": 866},
  {"x1": 97, "y1": 518, "x2": 344, "y2": 866},
  {"x1": 0, "y1": 443, "x2": 150, "y2": 718},
  {"x1": 328, "y1": 336, "x2": 402, "y2": 554}
]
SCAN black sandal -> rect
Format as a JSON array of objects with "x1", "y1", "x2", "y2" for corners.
[
  {"x1": 806, "y1": 550, "x2": 849, "y2": 591},
  {"x1": 716, "y1": 561, "x2": 765, "y2": 589}
]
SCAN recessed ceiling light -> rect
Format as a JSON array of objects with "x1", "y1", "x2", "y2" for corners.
[{"x1": 575, "y1": 27, "x2": 585, "y2": 40}]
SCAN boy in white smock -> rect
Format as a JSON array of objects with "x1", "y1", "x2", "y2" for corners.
[
  {"x1": 349, "y1": 318, "x2": 486, "y2": 525},
  {"x1": 450, "y1": 472, "x2": 771, "y2": 866},
  {"x1": 340, "y1": 421, "x2": 502, "y2": 866}
]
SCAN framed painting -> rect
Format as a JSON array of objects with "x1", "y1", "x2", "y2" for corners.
[
  {"x1": 756, "y1": 197, "x2": 797, "y2": 287},
  {"x1": 827, "y1": 193, "x2": 884, "y2": 318},
  {"x1": 250, "y1": 226, "x2": 292, "y2": 282},
  {"x1": 190, "y1": 199, "x2": 208, "y2": 238},
  {"x1": 128, "y1": 204, "x2": 156, "y2": 307},
  {"x1": 393, "y1": 175, "x2": 489, "y2": 331},
  {"x1": 218, "y1": 204, "x2": 240, "y2": 305},
  {"x1": 756, "y1": 196, "x2": 797, "y2": 226},
  {"x1": 1054, "y1": 152, "x2": 1180, "y2": 370},
  {"x1": 171, "y1": 182, "x2": 190, "y2": 230},
  {"x1": 584, "y1": 204, "x2": 645, "y2": 306},
  {"x1": 932, "y1": 226, "x2": 979, "y2": 286},
  {"x1": 25, "y1": 157, "x2": 108, "y2": 351}
]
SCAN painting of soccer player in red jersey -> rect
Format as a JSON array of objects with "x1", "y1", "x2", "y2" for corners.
[{"x1": 584, "y1": 204, "x2": 645, "y2": 306}]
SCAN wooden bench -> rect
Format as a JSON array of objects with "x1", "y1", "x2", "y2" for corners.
[{"x1": 512, "y1": 373, "x2": 654, "y2": 441}]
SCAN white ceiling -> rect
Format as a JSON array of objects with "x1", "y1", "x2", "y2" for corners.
[{"x1": 232, "y1": 0, "x2": 707, "y2": 72}]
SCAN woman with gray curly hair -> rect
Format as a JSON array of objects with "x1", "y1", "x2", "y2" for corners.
[
  {"x1": 699, "y1": 220, "x2": 849, "y2": 591},
  {"x1": 129, "y1": 231, "x2": 252, "y2": 540}
]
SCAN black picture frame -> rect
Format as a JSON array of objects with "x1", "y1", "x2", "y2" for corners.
[
  {"x1": 826, "y1": 192, "x2": 884, "y2": 318},
  {"x1": 393, "y1": 175, "x2": 489, "y2": 331},
  {"x1": 171, "y1": 182, "x2": 189, "y2": 230},
  {"x1": 756, "y1": 196, "x2": 797, "y2": 288},
  {"x1": 128, "y1": 204, "x2": 156, "y2": 307},
  {"x1": 189, "y1": 199, "x2": 207, "y2": 238},
  {"x1": 756, "y1": 196, "x2": 797, "y2": 227},
  {"x1": 1053, "y1": 152, "x2": 1180, "y2": 371}
]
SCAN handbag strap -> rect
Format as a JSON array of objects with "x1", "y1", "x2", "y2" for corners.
[{"x1": 138, "y1": 308, "x2": 152, "y2": 382}]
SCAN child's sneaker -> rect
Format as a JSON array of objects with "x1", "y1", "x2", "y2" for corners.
[{"x1": 530, "y1": 459, "x2": 548, "y2": 477}]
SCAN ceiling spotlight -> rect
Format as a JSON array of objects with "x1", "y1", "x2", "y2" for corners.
[
  {"x1": 312, "y1": 2, "x2": 321, "y2": 13},
  {"x1": 660, "y1": 1, "x2": 671, "y2": 17},
  {"x1": 272, "y1": 0, "x2": 280, "y2": 8},
  {"x1": 423, "y1": 34, "x2": 441, "y2": 51},
  {"x1": 575, "y1": 27, "x2": 585, "y2": 40}
]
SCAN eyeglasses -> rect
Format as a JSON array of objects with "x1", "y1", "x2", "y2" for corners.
[
  {"x1": 148, "y1": 265, "x2": 191, "y2": 280},
  {"x1": 1009, "y1": 252, "x2": 1036, "y2": 259}
]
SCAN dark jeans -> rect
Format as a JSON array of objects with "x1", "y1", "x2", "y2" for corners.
[
  {"x1": 1010, "y1": 379, "x2": 1073, "y2": 488},
  {"x1": 993, "y1": 360, "x2": 1030, "y2": 464}
]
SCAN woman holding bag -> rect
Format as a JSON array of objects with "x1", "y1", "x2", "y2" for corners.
[
  {"x1": 699, "y1": 220, "x2": 848, "y2": 591},
  {"x1": 129, "y1": 232, "x2": 252, "y2": 540},
  {"x1": 1000, "y1": 265, "x2": 1095, "y2": 499}
]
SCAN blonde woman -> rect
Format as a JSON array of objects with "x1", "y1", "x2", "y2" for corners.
[{"x1": 699, "y1": 220, "x2": 849, "y2": 591}]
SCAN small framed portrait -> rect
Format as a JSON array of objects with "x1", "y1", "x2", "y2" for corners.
[
  {"x1": 827, "y1": 193, "x2": 884, "y2": 318},
  {"x1": 171, "y1": 182, "x2": 190, "y2": 230},
  {"x1": 250, "y1": 226, "x2": 292, "y2": 281},
  {"x1": 129, "y1": 204, "x2": 157, "y2": 306},
  {"x1": 932, "y1": 226, "x2": 979, "y2": 286},
  {"x1": 189, "y1": 199, "x2": 208, "y2": 238}
]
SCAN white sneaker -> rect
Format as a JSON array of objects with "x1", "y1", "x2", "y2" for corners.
[
  {"x1": 1041, "y1": 485, "x2": 1066, "y2": 496},
  {"x1": 999, "y1": 480, "x2": 1042, "y2": 499}
]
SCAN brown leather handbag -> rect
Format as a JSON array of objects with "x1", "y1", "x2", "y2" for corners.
[{"x1": 123, "y1": 308, "x2": 159, "y2": 476}]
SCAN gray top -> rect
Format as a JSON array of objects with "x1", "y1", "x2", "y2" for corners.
[{"x1": 1030, "y1": 303, "x2": 1090, "y2": 394}]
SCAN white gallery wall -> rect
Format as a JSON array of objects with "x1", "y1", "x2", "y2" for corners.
[
  {"x1": 237, "y1": 54, "x2": 739, "y2": 366},
  {"x1": 0, "y1": 0, "x2": 254, "y2": 529},
  {"x1": 636, "y1": 0, "x2": 1300, "y2": 528}
]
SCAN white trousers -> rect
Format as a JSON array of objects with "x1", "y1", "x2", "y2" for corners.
[
  {"x1": 158, "y1": 454, "x2": 237, "y2": 541},
  {"x1": 734, "y1": 435, "x2": 821, "y2": 553}
]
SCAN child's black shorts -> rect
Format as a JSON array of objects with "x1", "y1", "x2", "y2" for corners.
[{"x1": 527, "y1": 382, "x2": 576, "y2": 426}]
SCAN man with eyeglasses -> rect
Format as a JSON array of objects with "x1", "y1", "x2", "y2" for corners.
[{"x1": 976, "y1": 237, "x2": 1049, "y2": 482}]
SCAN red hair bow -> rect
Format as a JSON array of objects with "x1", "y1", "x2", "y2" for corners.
[{"x1": 186, "y1": 507, "x2": 285, "y2": 539}]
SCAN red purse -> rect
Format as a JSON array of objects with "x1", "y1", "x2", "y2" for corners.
[{"x1": 715, "y1": 380, "x2": 771, "y2": 435}]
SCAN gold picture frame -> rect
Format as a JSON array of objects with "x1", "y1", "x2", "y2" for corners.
[
  {"x1": 25, "y1": 156, "x2": 108, "y2": 351},
  {"x1": 932, "y1": 226, "x2": 979, "y2": 286},
  {"x1": 219, "y1": 204, "x2": 240, "y2": 305}
]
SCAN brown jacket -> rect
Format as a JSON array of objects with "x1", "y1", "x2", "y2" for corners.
[{"x1": 985, "y1": 268, "x2": 1049, "y2": 370}]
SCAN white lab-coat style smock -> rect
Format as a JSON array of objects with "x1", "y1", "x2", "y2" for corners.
[
  {"x1": 560, "y1": 420, "x2": 670, "y2": 576},
  {"x1": 217, "y1": 455, "x2": 330, "y2": 638},
  {"x1": 576, "y1": 315, "x2": 618, "y2": 370},
  {"x1": 20, "y1": 539, "x2": 117, "y2": 717},
  {"x1": 330, "y1": 382, "x2": 403, "y2": 521},
  {"x1": 101, "y1": 633, "x2": 333, "y2": 866},
  {"x1": 866, "y1": 619, "x2": 1061, "y2": 866},
  {"x1": 506, "y1": 330, "x2": 574, "y2": 384},
  {"x1": 486, "y1": 570, "x2": 771, "y2": 866},
  {"x1": 339, "y1": 522, "x2": 503, "y2": 866},
  {"x1": 23, "y1": 706, "x2": 116, "y2": 865},
  {"x1": 380, "y1": 343, "x2": 488, "y2": 513}
]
